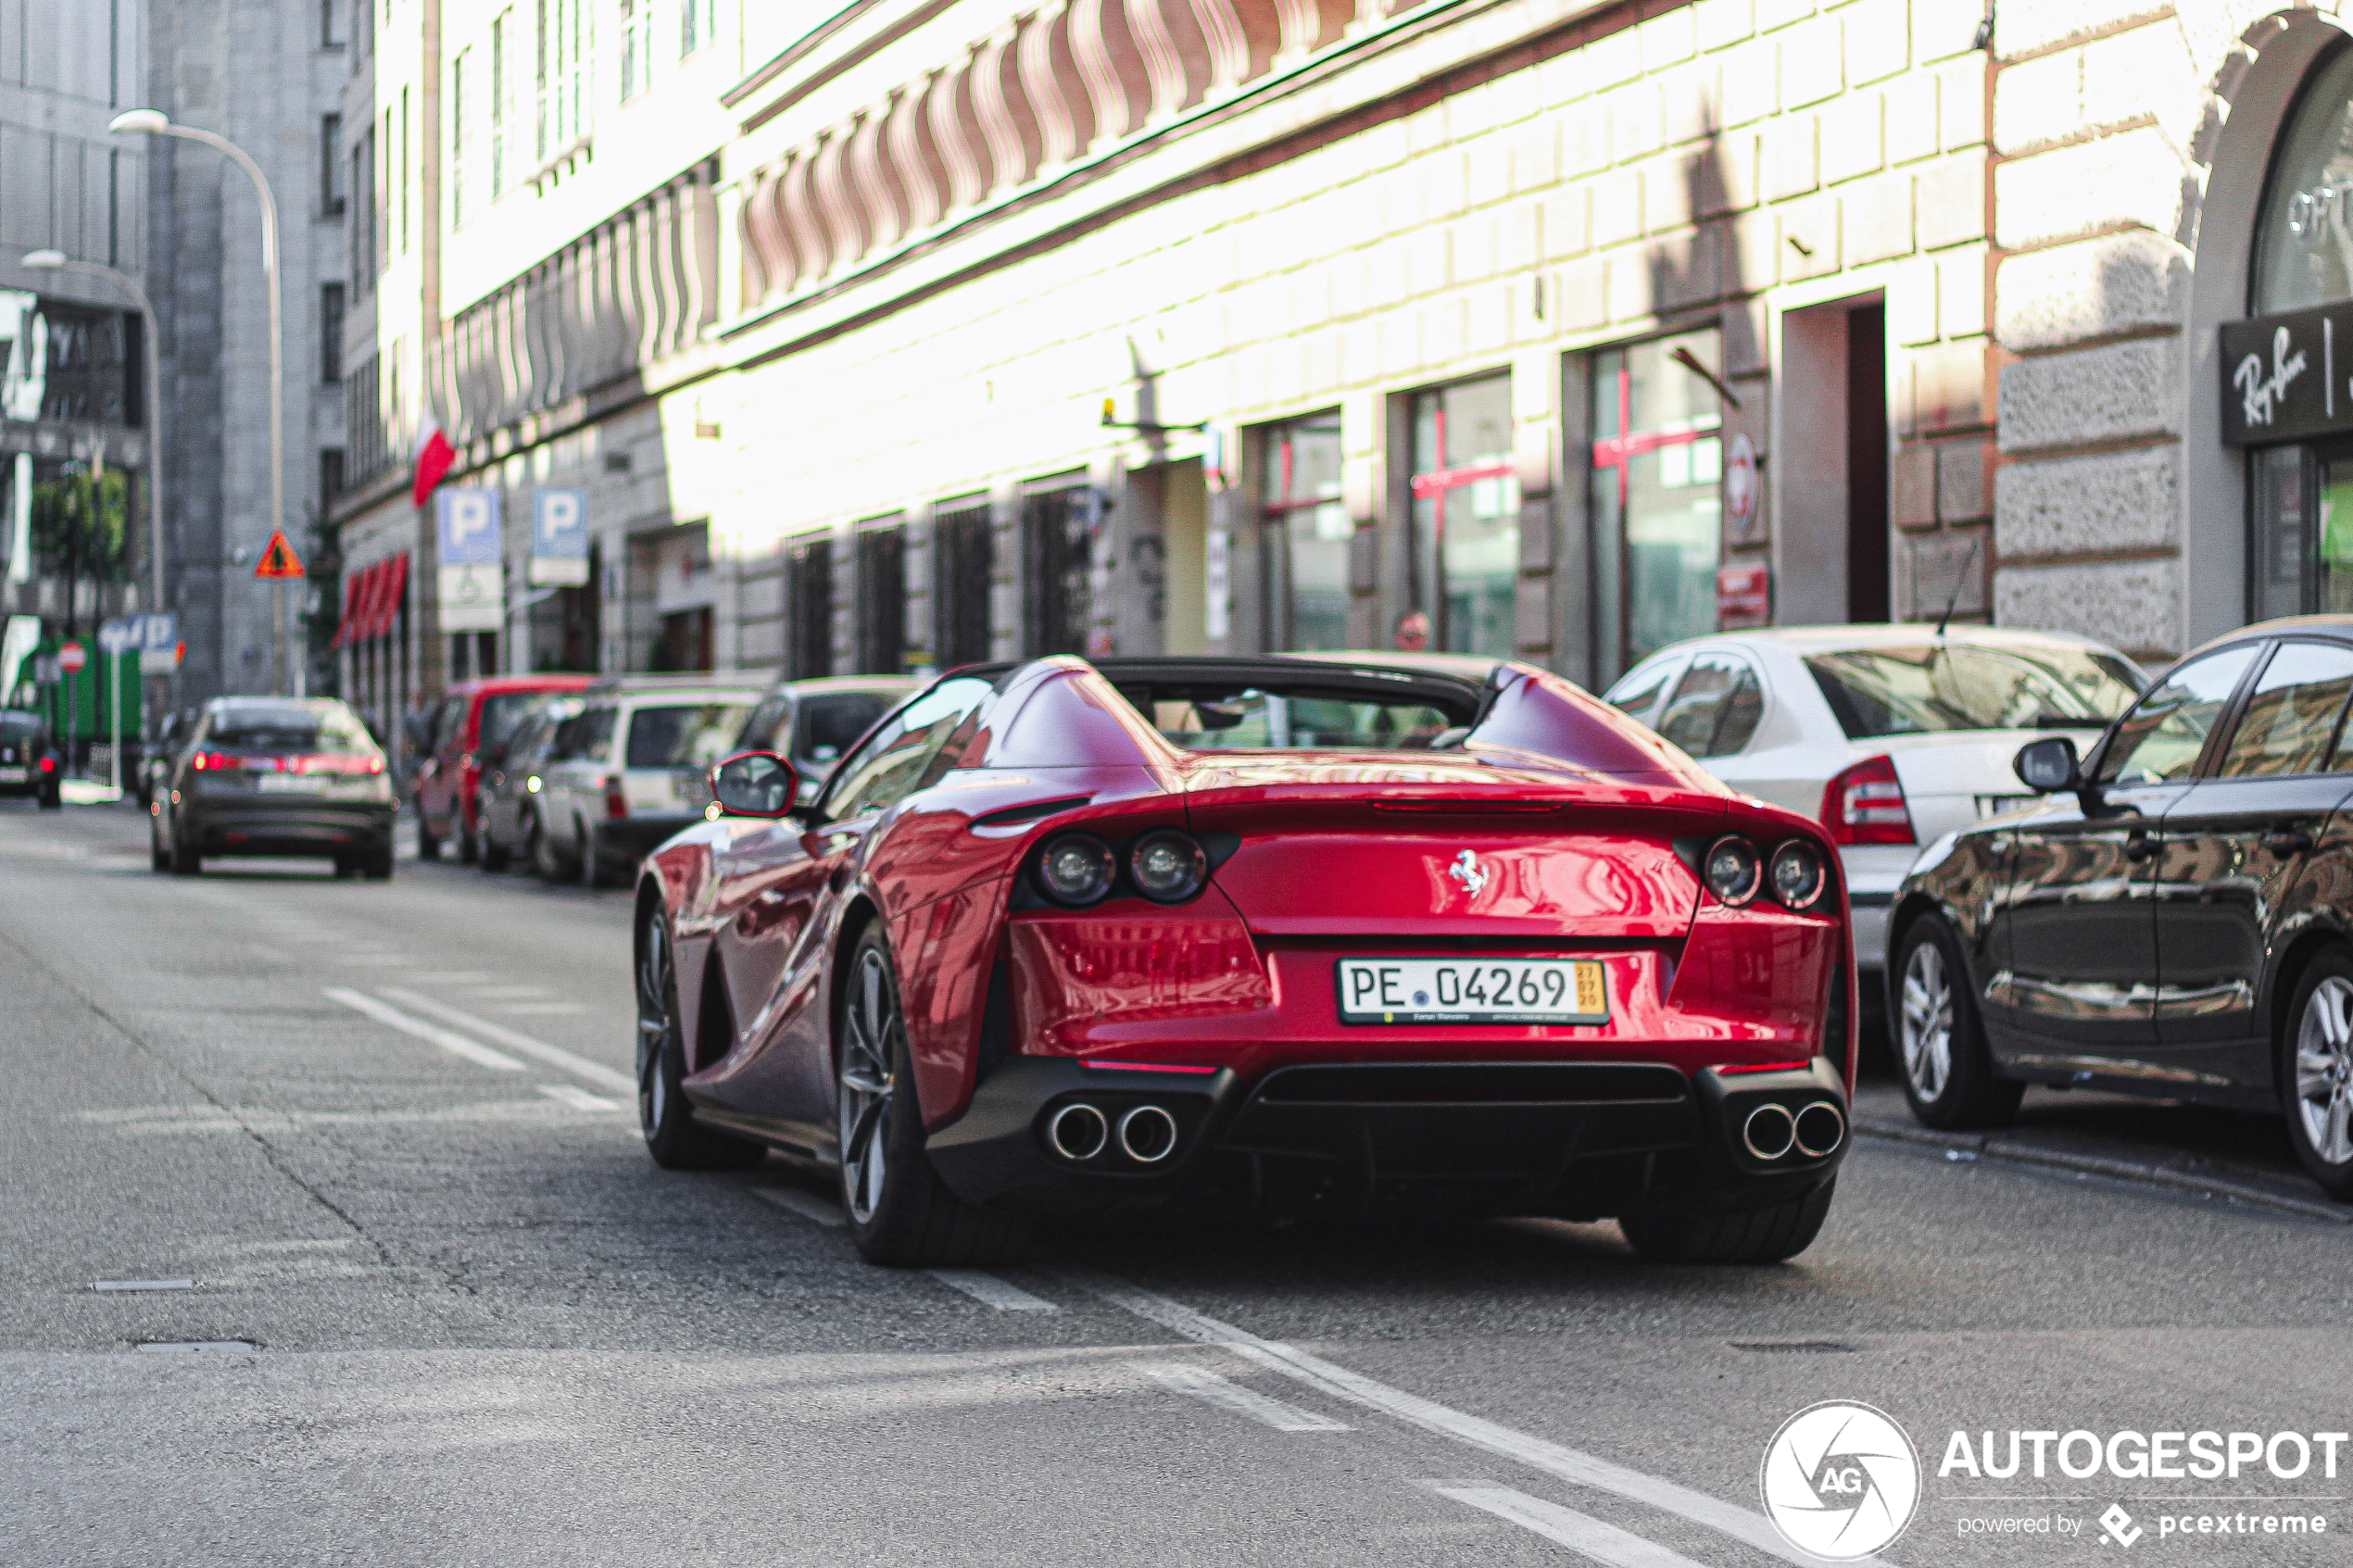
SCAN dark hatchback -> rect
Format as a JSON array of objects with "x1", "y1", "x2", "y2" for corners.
[
  {"x1": 0, "y1": 711, "x2": 62, "y2": 808},
  {"x1": 1891, "y1": 615, "x2": 2353, "y2": 1198},
  {"x1": 151, "y1": 697, "x2": 397, "y2": 878}
]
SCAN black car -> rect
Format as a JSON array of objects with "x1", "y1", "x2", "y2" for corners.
[
  {"x1": 0, "y1": 710, "x2": 62, "y2": 809},
  {"x1": 1891, "y1": 614, "x2": 2353, "y2": 1198},
  {"x1": 151, "y1": 696, "x2": 397, "y2": 878},
  {"x1": 475, "y1": 692, "x2": 585, "y2": 872}
]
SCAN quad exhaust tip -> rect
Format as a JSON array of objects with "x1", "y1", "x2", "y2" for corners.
[
  {"x1": 1793, "y1": 1101, "x2": 1846, "y2": 1159},
  {"x1": 1047, "y1": 1102, "x2": 1109, "y2": 1161},
  {"x1": 1116, "y1": 1104, "x2": 1179, "y2": 1164},
  {"x1": 1742, "y1": 1102, "x2": 1797, "y2": 1161}
]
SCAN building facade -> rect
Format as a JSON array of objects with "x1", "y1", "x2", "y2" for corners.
[{"x1": 331, "y1": 0, "x2": 2353, "y2": 736}]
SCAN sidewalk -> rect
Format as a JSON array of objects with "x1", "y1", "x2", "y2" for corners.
[{"x1": 1849, "y1": 1077, "x2": 2348, "y2": 1223}]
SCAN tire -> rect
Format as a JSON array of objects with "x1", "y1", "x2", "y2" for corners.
[
  {"x1": 170, "y1": 832, "x2": 200, "y2": 876},
  {"x1": 456, "y1": 812, "x2": 479, "y2": 863},
  {"x1": 150, "y1": 816, "x2": 170, "y2": 873},
  {"x1": 2281, "y1": 949, "x2": 2353, "y2": 1200},
  {"x1": 1620, "y1": 1180, "x2": 1836, "y2": 1264},
  {"x1": 1891, "y1": 915, "x2": 2023, "y2": 1130},
  {"x1": 416, "y1": 807, "x2": 442, "y2": 860},
  {"x1": 635, "y1": 909, "x2": 765, "y2": 1171},
  {"x1": 38, "y1": 785, "x2": 60, "y2": 809},
  {"x1": 479, "y1": 817, "x2": 511, "y2": 872},
  {"x1": 580, "y1": 825, "x2": 615, "y2": 890},
  {"x1": 837, "y1": 925, "x2": 1028, "y2": 1267},
  {"x1": 529, "y1": 811, "x2": 572, "y2": 883},
  {"x1": 333, "y1": 856, "x2": 359, "y2": 879},
  {"x1": 362, "y1": 847, "x2": 395, "y2": 882}
]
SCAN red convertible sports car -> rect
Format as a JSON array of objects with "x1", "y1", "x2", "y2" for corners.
[{"x1": 635, "y1": 654, "x2": 1855, "y2": 1267}]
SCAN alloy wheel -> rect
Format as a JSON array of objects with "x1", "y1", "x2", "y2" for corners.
[
  {"x1": 837, "y1": 947, "x2": 897, "y2": 1224},
  {"x1": 1900, "y1": 938, "x2": 1954, "y2": 1102},
  {"x1": 635, "y1": 915, "x2": 676, "y2": 1140},
  {"x1": 2295, "y1": 974, "x2": 2353, "y2": 1166}
]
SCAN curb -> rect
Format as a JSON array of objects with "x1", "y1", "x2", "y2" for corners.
[{"x1": 1851, "y1": 1118, "x2": 2353, "y2": 1225}]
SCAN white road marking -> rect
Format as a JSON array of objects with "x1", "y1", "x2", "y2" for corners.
[
  {"x1": 374, "y1": 987, "x2": 635, "y2": 1094},
  {"x1": 925, "y1": 1270, "x2": 1060, "y2": 1311},
  {"x1": 537, "y1": 1083, "x2": 625, "y2": 1111},
  {"x1": 1069, "y1": 1271, "x2": 1893, "y2": 1568},
  {"x1": 82, "y1": 1099, "x2": 633, "y2": 1135},
  {"x1": 94, "y1": 1279, "x2": 193, "y2": 1292},
  {"x1": 497, "y1": 1002, "x2": 586, "y2": 1015},
  {"x1": 751, "y1": 1186, "x2": 845, "y2": 1227},
  {"x1": 321, "y1": 987, "x2": 527, "y2": 1071},
  {"x1": 137, "y1": 1340, "x2": 259, "y2": 1353},
  {"x1": 1436, "y1": 1486, "x2": 1715, "y2": 1568},
  {"x1": 1132, "y1": 1361, "x2": 1350, "y2": 1430}
]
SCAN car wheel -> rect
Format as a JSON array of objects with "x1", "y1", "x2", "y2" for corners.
[
  {"x1": 416, "y1": 808, "x2": 441, "y2": 860},
  {"x1": 836, "y1": 925, "x2": 1028, "y2": 1267},
  {"x1": 479, "y1": 818, "x2": 510, "y2": 872},
  {"x1": 38, "y1": 784, "x2": 61, "y2": 809},
  {"x1": 528, "y1": 811, "x2": 569, "y2": 882},
  {"x1": 1892, "y1": 915, "x2": 2022, "y2": 1130},
  {"x1": 362, "y1": 847, "x2": 395, "y2": 882},
  {"x1": 2283, "y1": 950, "x2": 2353, "y2": 1200},
  {"x1": 150, "y1": 814, "x2": 170, "y2": 873},
  {"x1": 635, "y1": 909, "x2": 765, "y2": 1171},
  {"x1": 457, "y1": 814, "x2": 479, "y2": 863},
  {"x1": 1620, "y1": 1180, "x2": 1836, "y2": 1264},
  {"x1": 170, "y1": 832, "x2": 200, "y2": 876},
  {"x1": 580, "y1": 825, "x2": 614, "y2": 889}
]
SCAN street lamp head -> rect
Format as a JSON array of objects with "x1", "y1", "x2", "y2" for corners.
[
  {"x1": 108, "y1": 109, "x2": 170, "y2": 135},
  {"x1": 20, "y1": 249, "x2": 67, "y2": 270}
]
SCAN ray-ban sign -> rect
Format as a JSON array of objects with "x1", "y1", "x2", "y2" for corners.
[{"x1": 2220, "y1": 303, "x2": 2353, "y2": 445}]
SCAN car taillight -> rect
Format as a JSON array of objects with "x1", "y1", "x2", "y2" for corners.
[
  {"x1": 191, "y1": 750, "x2": 236, "y2": 771},
  {"x1": 1820, "y1": 755, "x2": 1914, "y2": 846},
  {"x1": 39, "y1": 755, "x2": 57, "y2": 773},
  {"x1": 605, "y1": 775, "x2": 627, "y2": 819},
  {"x1": 283, "y1": 754, "x2": 386, "y2": 775}
]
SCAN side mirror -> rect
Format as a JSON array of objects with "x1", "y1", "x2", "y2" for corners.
[
  {"x1": 2014, "y1": 735, "x2": 2081, "y2": 793},
  {"x1": 711, "y1": 750, "x2": 799, "y2": 818}
]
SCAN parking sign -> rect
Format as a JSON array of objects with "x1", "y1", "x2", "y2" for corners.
[{"x1": 528, "y1": 489, "x2": 591, "y2": 586}]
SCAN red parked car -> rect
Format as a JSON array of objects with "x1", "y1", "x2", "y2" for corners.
[
  {"x1": 412, "y1": 674, "x2": 597, "y2": 862},
  {"x1": 636, "y1": 655, "x2": 1855, "y2": 1268}
]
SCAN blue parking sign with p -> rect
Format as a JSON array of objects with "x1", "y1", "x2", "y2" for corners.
[
  {"x1": 529, "y1": 489, "x2": 591, "y2": 586},
  {"x1": 437, "y1": 488, "x2": 501, "y2": 566}
]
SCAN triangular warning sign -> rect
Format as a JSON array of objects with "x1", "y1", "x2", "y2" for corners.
[{"x1": 254, "y1": 530, "x2": 307, "y2": 580}]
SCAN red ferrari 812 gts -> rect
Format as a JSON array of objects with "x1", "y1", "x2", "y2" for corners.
[{"x1": 635, "y1": 654, "x2": 1854, "y2": 1266}]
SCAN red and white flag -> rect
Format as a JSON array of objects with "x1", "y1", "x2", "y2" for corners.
[{"x1": 411, "y1": 410, "x2": 456, "y2": 510}]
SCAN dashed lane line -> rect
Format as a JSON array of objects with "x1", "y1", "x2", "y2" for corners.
[
  {"x1": 1434, "y1": 1485, "x2": 1717, "y2": 1568},
  {"x1": 1132, "y1": 1361, "x2": 1351, "y2": 1431},
  {"x1": 925, "y1": 1270, "x2": 1060, "y2": 1311},
  {"x1": 321, "y1": 987, "x2": 526, "y2": 1072},
  {"x1": 537, "y1": 1083, "x2": 626, "y2": 1111},
  {"x1": 375, "y1": 986, "x2": 635, "y2": 1094},
  {"x1": 1067, "y1": 1269, "x2": 1891, "y2": 1568}
]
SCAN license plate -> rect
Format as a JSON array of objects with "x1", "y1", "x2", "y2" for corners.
[
  {"x1": 257, "y1": 772, "x2": 327, "y2": 793},
  {"x1": 0, "y1": 766, "x2": 22, "y2": 784},
  {"x1": 1336, "y1": 958, "x2": 1609, "y2": 1025}
]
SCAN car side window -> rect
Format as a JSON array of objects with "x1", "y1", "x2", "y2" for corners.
[
  {"x1": 2096, "y1": 645, "x2": 2262, "y2": 786},
  {"x1": 819, "y1": 678, "x2": 994, "y2": 822},
  {"x1": 1656, "y1": 653, "x2": 1764, "y2": 759},
  {"x1": 2219, "y1": 641, "x2": 2353, "y2": 777},
  {"x1": 1604, "y1": 656, "x2": 1688, "y2": 726},
  {"x1": 736, "y1": 695, "x2": 792, "y2": 753}
]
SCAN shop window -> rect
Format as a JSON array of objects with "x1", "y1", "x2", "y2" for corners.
[
  {"x1": 1589, "y1": 329, "x2": 1723, "y2": 682},
  {"x1": 1260, "y1": 411, "x2": 1346, "y2": 651},
  {"x1": 1408, "y1": 375, "x2": 1517, "y2": 658},
  {"x1": 932, "y1": 499, "x2": 993, "y2": 667},
  {"x1": 1022, "y1": 481, "x2": 1097, "y2": 658},
  {"x1": 855, "y1": 520, "x2": 906, "y2": 675},
  {"x1": 786, "y1": 535, "x2": 834, "y2": 679}
]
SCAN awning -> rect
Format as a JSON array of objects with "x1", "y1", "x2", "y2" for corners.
[
  {"x1": 331, "y1": 565, "x2": 368, "y2": 649},
  {"x1": 331, "y1": 553, "x2": 411, "y2": 646}
]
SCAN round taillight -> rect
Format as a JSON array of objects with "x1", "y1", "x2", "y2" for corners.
[
  {"x1": 1037, "y1": 834, "x2": 1115, "y2": 906},
  {"x1": 1703, "y1": 834, "x2": 1760, "y2": 907},
  {"x1": 1129, "y1": 831, "x2": 1207, "y2": 903},
  {"x1": 1768, "y1": 839, "x2": 1827, "y2": 910}
]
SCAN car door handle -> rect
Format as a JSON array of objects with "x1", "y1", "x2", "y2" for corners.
[
  {"x1": 2262, "y1": 828, "x2": 2314, "y2": 858},
  {"x1": 2123, "y1": 832, "x2": 2154, "y2": 862}
]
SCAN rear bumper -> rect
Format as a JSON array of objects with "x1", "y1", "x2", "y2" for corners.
[
  {"x1": 186, "y1": 801, "x2": 395, "y2": 857},
  {"x1": 925, "y1": 1056, "x2": 1846, "y2": 1222}
]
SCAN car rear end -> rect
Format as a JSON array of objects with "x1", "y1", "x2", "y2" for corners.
[
  {"x1": 926, "y1": 663, "x2": 1853, "y2": 1232},
  {"x1": 591, "y1": 685, "x2": 762, "y2": 868},
  {"x1": 0, "y1": 713, "x2": 61, "y2": 802},
  {"x1": 178, "y1": 700, "x2": 396, "y2": 864}
]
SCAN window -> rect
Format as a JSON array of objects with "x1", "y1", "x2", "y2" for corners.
[
  {"x1": 321, "y1": 115, "x2": 346, "y2": 215},
  {"x1": 347, "y1": 125, "x2": 375, "y2": 288},
  {"x1": 1806, "y1": 643, "x2": 2144, "y2": 739},
  {"x1": 625, "y1": 702, "x2": 752, "y2": 769},
  {"x1": 679, "y1": 0, "x2": 716, "y2": 56},
  {"x1": 792, "y1": 691, "x2": 894, "y2": 768},
  {"x1": 1408, "y1": 375, "x2": 1516, "y2": 659},
  {"x1": 449, "y1": 49, "x2": 470, "y2": 226},
  {"x1": 491, "y1": 8, "x2": 514, "y2": 197},
  {"x1": 821, "y1": 679, "x2": 993, "y2": 821},
  {"x1": 1022, "y1": 483, "x2": 1096, "y2": 658},
  {"x1": 786, "y1": 535, "x2": 834, "y2": 679},
  {"x1": 2096, "y1": 646, "x2": 2263, "y2": 787},
  {"x1": 1602, "y1": 655, "x2": 1688, "y2": 727},
  {"x1": 2218, "y1": 641, "x2": 2353, "y2": 777},
  {"x1": 1260, "y1": 411, "x2": 1346, "y2": 651},
  {"x1": 321, "y1": 0, "x2": 343, "y2": 46},
  {"x1": 1655, "y1": 652, "x2": 1763, "y2": 759},
  {"x1": 932, "y1": 499, "x2": 993, "y2": 667},
  {"x1": 1590, "y1": 329, "x2": 1723, "y2": 682},
  {"x1": 539, "y1": 0, "x2": 592, "y2": 153},
  {"x1": 620, "y1": 0, "x2": 652, "y2": 101},
  {"x1": 855, "y1": 521, "x2": 905, "y2": 675},
  {"x1": 396, "y1": 89, "x2": 409, "y2": 252},
  {"x1": 320, "y1": 283, "x2": 345, "y2": 383}
]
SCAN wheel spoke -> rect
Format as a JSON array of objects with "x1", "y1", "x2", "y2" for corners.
[{"x1": 2325, "y1": 1093, "x2": 2353, "y2": 1164}]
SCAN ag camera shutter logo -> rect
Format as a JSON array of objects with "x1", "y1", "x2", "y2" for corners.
[{"x1": 1760, "y1": 1400, "x2": 1921, "y2": 1561}]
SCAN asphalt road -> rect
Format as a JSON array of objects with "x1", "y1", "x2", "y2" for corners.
[{"x1": 5, "y1": 798, "x2": 2350, "y2": 1567}]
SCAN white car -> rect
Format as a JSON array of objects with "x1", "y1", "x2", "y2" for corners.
[{"x1": 1601, "y1": 625, "x2": 2145, "y2": 987}]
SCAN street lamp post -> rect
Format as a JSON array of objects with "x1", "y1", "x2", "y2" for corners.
[{"x1": 107, "y1": 107, "x2": 296, "y2": 697}]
